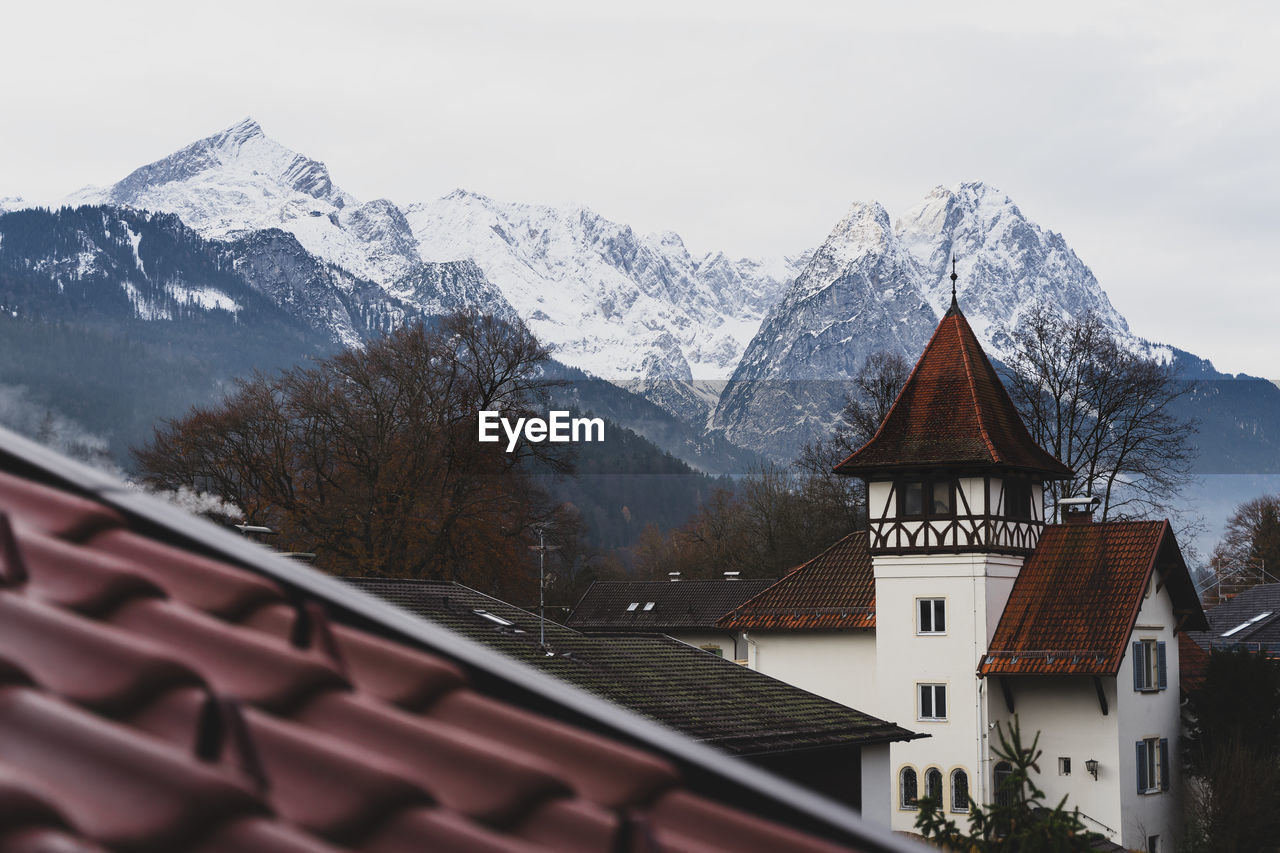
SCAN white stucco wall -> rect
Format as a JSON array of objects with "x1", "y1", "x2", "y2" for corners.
[
  {"x1": 874, "y1": 552, "x2": 1024, "y2": 833},
  {"x1": 1114, "y1": 576, "x2": 1183, "y2": 852},
  {"x1": 986, "y1": 676, "x2": 1123, "y2": 839},
  {"x1": 742, "y1": 630, "x2": 879, "y2": 713},
  {"x1": 860, "y1": 742, "x2": 893, "y2": 828}
]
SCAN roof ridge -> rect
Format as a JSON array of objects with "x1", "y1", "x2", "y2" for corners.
[{"x1": 953, "y1": 313, "x2": 1000, "y2": 463}]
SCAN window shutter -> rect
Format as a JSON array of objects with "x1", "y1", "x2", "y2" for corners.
[
  {"x1": 1136, "y1": 740, "x2": 1148, "y2": 793},
  {"x1": 1133, "y1": 641, "x2": 1144, "y2": 691},
  {"x1": 1157, "y1": 642, "x2": 1168, "y2": 690},
  {"x1": 1160, "y1": 739, "x2": 1170, "y2": 791}
]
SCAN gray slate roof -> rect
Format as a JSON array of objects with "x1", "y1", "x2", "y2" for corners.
[
  {"x1": 567, "y1": 578, "x2": 776, "y2": 632},
  {"x1": 1188, "y1": 582, "x2": 1280, "y2": 651},
  {"x1": 346, "y1": 577, "x2": 918, "y2": 756}
]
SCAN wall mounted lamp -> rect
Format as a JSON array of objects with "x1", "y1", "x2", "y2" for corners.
[{"x1": 1085, "y1": 759, "x2": 1099, "y2": 779}]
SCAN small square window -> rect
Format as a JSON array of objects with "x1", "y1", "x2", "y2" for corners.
[
  {"x1": 642, "y1": 602, "x2": 655, "y2": 611},
  {"x1": 918, "y1": 598, "x2": 946, "y2": 634},
  {"x1": 1058, "y1": 757, "x2": 1071, "y2": 776},
  {"x1": 626, "y1": 602, "x2": 639, "y2": 612},
  {"x1": 1147, "y1": 835, "x2": 1160, "y2": 853},
  {"x1": 918, "y1": 684, "x2": 947, "y2": 720}
]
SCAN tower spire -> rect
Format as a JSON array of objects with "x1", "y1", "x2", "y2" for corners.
[{"x1": 948, "y1": 256, "x2": 960, "y2": 314}]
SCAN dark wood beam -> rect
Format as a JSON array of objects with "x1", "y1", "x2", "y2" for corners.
[{"x1": 1093, "y1": 676, "x2": 1109, "y2": 715}]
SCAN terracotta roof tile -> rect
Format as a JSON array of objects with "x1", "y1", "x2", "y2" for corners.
[
  {"x1": 718, "y1": 532, "x2": 875, "y2": 631},
  {"x1": 0, "y1": 435, "x2": 923, "y2": 853},
  {"x1": 567, "y1": 579, "x2": 776, "y2": 632},
  {"x1": 979, "y1": 521, "x2": 1207, "y2": 677},
  {"x1": 835, "y1": 304, "x2": 1072, "y2": 479}
]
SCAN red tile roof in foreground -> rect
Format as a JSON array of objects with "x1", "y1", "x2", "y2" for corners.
[
  {"x1": 835, "y1": 301, "x2": 1072, "y2": 479},
  {"x1": 979, "y1": 520, "x2": 1207, "y2": 677},
  {"x1": 718, "y1": 532, "x2": 875, "y2": 631},
  {"x1": 0, "y1": 433, "x2": 924, "y2": 853}
]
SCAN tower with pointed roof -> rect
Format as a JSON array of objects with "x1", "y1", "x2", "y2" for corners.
[{"x1": 834, "y1": 268, "x2": 1072, "y2": 833}]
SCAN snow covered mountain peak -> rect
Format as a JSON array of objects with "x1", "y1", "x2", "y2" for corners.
[
  {"x1": 71, "y1": 117, "x2": 356, "y2": 218},
  {"x1": 896, "y1": 180, "x2": 1129, "y2": 352}
]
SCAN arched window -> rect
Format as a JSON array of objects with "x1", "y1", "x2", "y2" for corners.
[
  {"x1": 899, "y1": 767, "x2": 918, "y2": 810},
  {"x1": 951, "y1": 769, "x2": 970, "y2": 812},
  {"x1": 924, "y1": 767, "x2": 943, "y2": 804},
  {"x1": 994, "y1": 761, "x2": 1014, "y2": 807}
]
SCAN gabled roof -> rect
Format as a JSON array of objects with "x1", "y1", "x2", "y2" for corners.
[
  {"x1": 0, "y1": 427, "x2": 926, "y2": 853},
  {"x1": 835, "y1": 302, "x2": 1072, "y2": 479},
  {"x1": 349, "y1": 578, "x2": 916, "y2": 755},
  {"x1": 718, "y1": 532, "x2": 875, "y2": 631},
  {"x1": 567, "y1": 578, "x2": 776, "y2": 632},
  {"x1": 1186, "y1": 582, "x2": 1280, "y2": 652},
  {"x1": 980, "y1": 520, "x2": 1208, "y2": 677}
]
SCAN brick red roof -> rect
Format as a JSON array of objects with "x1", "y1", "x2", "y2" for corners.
[
  {"x1": 835, "y1": 302, "x2": 1072, "y2": 479},
  {"x1": 0, "y1": 436, "x2": 925, "y2": 853},
  {"x1": 718, "y1": 532, "x2": 875, "y2": 631},
  {"x1": 1178, "y1": 633, "x2": 1210, "y2": 694},
  {"x1": 979, "y1": 520, "x2": 1207, "y2": 677}
]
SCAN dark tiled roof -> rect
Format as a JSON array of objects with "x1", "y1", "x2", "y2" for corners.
[
  {"x1": 567, "y1": 579, "x2": 776, "y2": 631},
  {"x1": 980, "y1": 520, "x2": 1208, "y2": 677},
  {"x1": 1187, "y1": 583, "x2": 1280, "y2": 651},
  {"x1": 718, "y1": 532, "x2": 875, "y2": 631},
  {"x1": 0, "y1": 434, "x2": 927, "y2": 853},
  {"x1": 347, "y1": 578, "x2": 916, "y2": 755},
  {"x1": 834, "y1": 303, "x2": 1072, "y2": 479}
]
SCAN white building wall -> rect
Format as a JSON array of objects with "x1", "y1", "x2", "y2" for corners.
[
  {"x1": 742, "y1": 631, "x2": 879, "y2": 714},
  {"x1": 860, "y1": 742, "x2": 893, "y2": 828},
  {"x1": 874, "y1": 553, "x2": 1023, "y2": 833},
  {"x1": 1114, "y1": 579, "x2": 1183, "y2": 852},
  {"x1": 986, "y1": 676, "x2": 1123, "y2": 839}
]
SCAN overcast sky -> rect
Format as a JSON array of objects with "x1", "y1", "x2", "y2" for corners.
[{"x1": 3, "y1": 0, "x2": 1276, "y2": 376}]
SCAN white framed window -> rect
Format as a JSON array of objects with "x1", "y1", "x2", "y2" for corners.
[
  {"x1": 1058, "y1": 756, "x2": 1071, "y2": 776},
  {"x1": 898, "y1": 766, "x2": 918, "y2": 810},
  {"x1": 918, "y1": 683, "x2": 947, "y2": 720},
  {"x1": 950, "y1": 769, "x2": 970, "y2": 812},
  {"x1": 1136, "y1": 737, "x2": 1169, "y2": 794},
  {"x1": 1132, "y1": 639, "x2": 1168, "y2": 692},
  {"x1": 917, "y1": 598, "x2": 946, "y2": 634}
]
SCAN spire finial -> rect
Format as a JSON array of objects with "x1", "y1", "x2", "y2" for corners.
[{"x1": 948, "y1": 256, "x2": 960, "y2": 313}]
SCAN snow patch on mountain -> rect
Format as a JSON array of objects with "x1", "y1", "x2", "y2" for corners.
[{"x1": 406, "y1": 189, "x2": 797, "y2": 386}]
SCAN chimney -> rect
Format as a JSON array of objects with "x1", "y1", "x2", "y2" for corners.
[{"x1": 1059, "y1": 496, "x2": 1099, "y2": 525}]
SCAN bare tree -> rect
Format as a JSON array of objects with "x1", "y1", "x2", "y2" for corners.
[
  {"x1": 1003, "y1": 306, "x2": 1197, "y2": 521},
  {"x1": 795, "y1": 350, "x2": 910, "y2": 530},
  {"x1": 1204, "y1": 495, "x2": 1280, "y2": 604},
  {"x1": 134, "y1": 312, "x2": 570, "y2": 599}
]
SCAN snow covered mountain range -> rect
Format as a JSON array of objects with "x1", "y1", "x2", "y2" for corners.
[
  {"x1": 9, "y1": 117, "x2": 1272, "y2": 471},
  {"x1": 712, "y1": 184, "x2": 1158, "y2": 454},
  {"x1": 67, "y1": 118, "x2": 799, "y2": 396}
]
